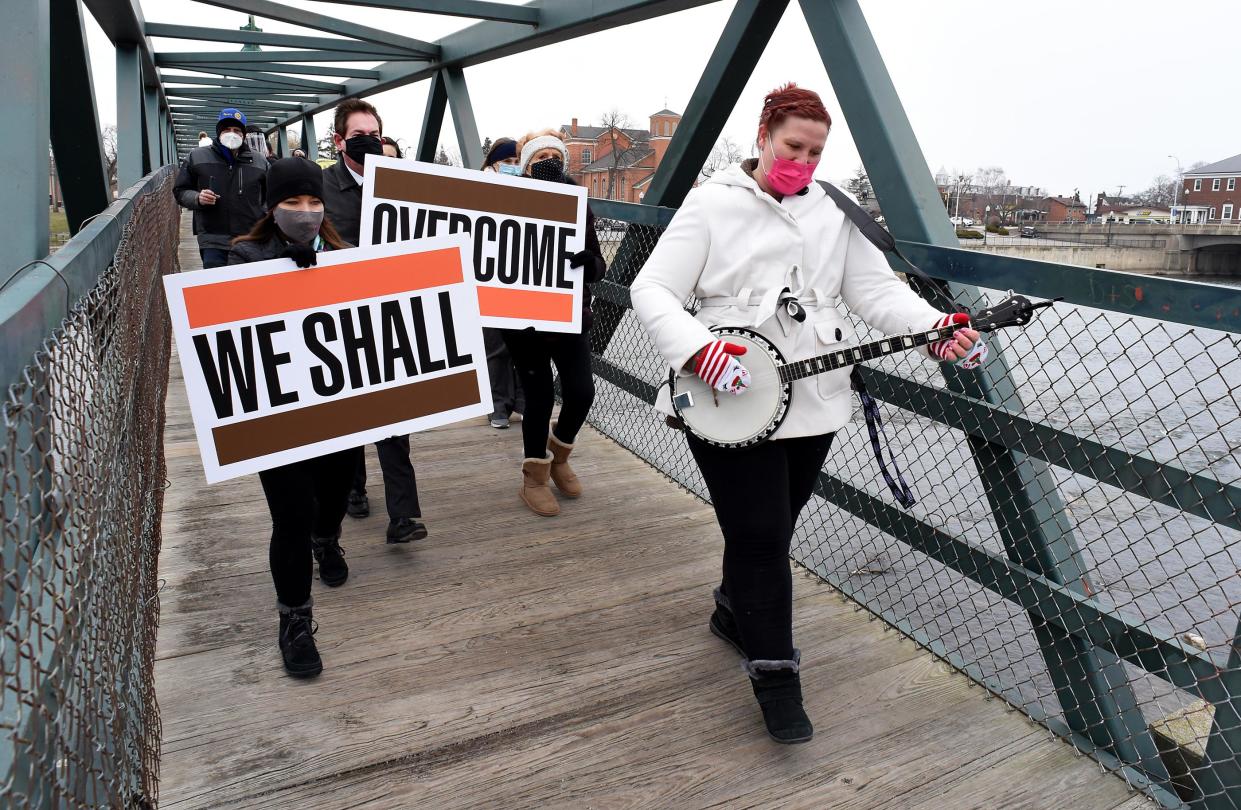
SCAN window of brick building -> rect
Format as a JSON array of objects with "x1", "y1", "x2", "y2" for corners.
[
  {"x1": 1223, "y1": 203, "x2": 1234, "y2": 221},
  {"x1": 583, "y1": 149, "x2": 592, "y2": 164},
  {"x1": 1213, "y1": 178, "x2": 1221, "y2": 191},
  {"x1": 1194, "y1": 179, "x2": 1202, "y2": 191},
  {"x1": 1229, "y1": 178, "x2": 1236, "y2": 191},
  {"x1": 1209, "y1": 207, "x2": 1216, "y2": 220}
]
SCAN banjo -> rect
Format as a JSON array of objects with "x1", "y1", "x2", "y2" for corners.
[{"x1": 670, "y1": 293, "x2": 1054, "y2": 448}]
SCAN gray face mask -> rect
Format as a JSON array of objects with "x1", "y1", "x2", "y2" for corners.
[{"x1": 273, "y1": 208, "x2": 324, "y2": 244}]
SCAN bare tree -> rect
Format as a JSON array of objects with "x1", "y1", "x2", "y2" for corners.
[
  {"x1": 598, "y1": 108, "x2": 645, "y2": 200},
  {"x1": 1134, "y1": 174, "x2": 1177, "y2": 207},
  {"x1": 700, "y1": 136, "x2": 743, "y2": 181},
  {"x1": 102, "y1": 125, "x2": 119, "y2": 193}
]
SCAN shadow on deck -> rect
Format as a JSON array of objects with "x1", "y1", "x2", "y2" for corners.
[{"x1": 154, "y1": 226, "x2": 1150, "y2": 809}]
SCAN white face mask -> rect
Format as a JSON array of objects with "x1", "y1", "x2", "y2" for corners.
[{"x1": 219, "y1": 131, "x2": 244, "y2": 151}]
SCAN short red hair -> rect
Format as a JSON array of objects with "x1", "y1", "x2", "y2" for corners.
[{"x1": 759, "y1": 82, "x2": 831, "y2": 135}]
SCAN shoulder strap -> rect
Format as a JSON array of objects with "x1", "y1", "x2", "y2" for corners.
[{"x1": 816, "y1": 180, "x2": 961, "y2": 315}]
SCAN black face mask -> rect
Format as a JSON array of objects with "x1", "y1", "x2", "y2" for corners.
[
  {"x1": 530, "y1": 158, "x2": 565, "y2": 183},
  {"x1": 343, "y1": 134, "x2": 383, "y2": 166}
]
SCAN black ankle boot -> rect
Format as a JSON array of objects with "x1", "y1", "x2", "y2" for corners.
[
  {"x1": 709, "y1": 587, "x2": 746, "y2": 658},
  {"x1": 279, "y1": 606, "x2": 322, "y2": 678},
  {"x1": 312, "y1": 531, "x2": 348, "y2": 586},
  {"x1": 746, "y1": 655, "x2": 812, "y2": 744}
]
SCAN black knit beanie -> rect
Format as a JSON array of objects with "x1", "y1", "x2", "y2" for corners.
[{"x1": 265, "y1": 158, "x2": 324, "y2": 210}]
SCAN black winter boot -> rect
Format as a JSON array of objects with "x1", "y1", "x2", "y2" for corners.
[
  {"x1": 312, "y1": 531, "x2": 348, "y2": 586},
  {"x1": 709, "y1": 587, "x2": 746, "y2": 658},
  {"x1": 746, "y1": 654, "x2": 813, "y2": 744},
  {"x1": 278, "y1": 605, "x2": 322, "y2": 679}
]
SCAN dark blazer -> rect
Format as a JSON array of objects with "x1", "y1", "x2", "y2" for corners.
[
  {"x1": 174, "y1": 140, "x2": 269, "y2": 250},
  {"x1": 322, "y1": 158, "x2": 363, "y2": 247}
]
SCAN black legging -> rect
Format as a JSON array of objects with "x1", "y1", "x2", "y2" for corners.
[
  {"x1": 501, "y1": 329, "x2": 596, "y2": 459},
  {"x1": 687, "y1": 432, "x2": 834, "y2": 662},
  {"x1": 258, "y1": 447, "x2": 358, "y2": 608}
]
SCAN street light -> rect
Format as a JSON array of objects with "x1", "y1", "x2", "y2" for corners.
[{"x1": 1168, "y1": 155, "x2": 1182, "y2": 224}]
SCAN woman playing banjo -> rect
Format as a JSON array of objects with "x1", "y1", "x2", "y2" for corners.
[{"x1": 631, "y1": 83, "x2": 978, "y2": 743}]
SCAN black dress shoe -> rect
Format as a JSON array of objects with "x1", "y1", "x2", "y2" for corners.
[
  {"x1": 346, "y1": 490, "x2": 370, "y2": 519},
  {"x1": 386, "y1": 517, "x2": 429, "y2": 544}
]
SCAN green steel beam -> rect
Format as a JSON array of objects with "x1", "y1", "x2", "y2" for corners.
[
  {"x1": 303, "y1": 115, "x2": 319, "y2": 159},
  {"x1": 167, "y1": 90, "x2": 318, "y2": 102},
  {"x1": 1, "y1": 0, "x2": 49, "y2": 285},
  {"x1": 187, "y1": 0, "x2": 439, "y2": 56},
  {"x1": 442, "y1": 67, "x2": 482, "y2": 169},
  {"x1": 164, "y1": 61, "x2": 382, "y2": 80},
  {"x1": 144, "y1": 22, "x2": 412, "y2": 56},
  {"x1": 49, "y1": 0, "x2": 110, "y2": 235},
  {"x1": 897, "y1": 241, "x2": 1241, "y2": 336},
  {"x1": 116, "y1": 45, "x2": 145, "y2": 190},
  {"x1": 143, "y1": 87, "x2": 161, "y2": 172},
  {"x1": 415, "y1": 69, "x2": 448, "y2": 163},
  {"x1": 80, "y1": 0, "x2": 172, "y2": 123},
  {"x1": 323, "y1": 0, "x2": 540, "y2": 24},
  {"x1": 155, "y1": 49, "x2": 412, "y2": 64},
  {"x1": 1196, "y1": 616, "x2": 1241, "y2": 808},
  {"x1": 168, "y1": 98, "x2": 308, "y2": 111},
  {"x1": 159, "y1": 65, "x2": 346, "y2": 92},
  {"x1": 160, "y1": 73, "x2": 318, "y2": 91},
  {"x1": 277, "y1": 126, "x2": 290, "y2": 157},
  {"x1": 802, "y1": 0, "x2": 1167, "y2": 785}
]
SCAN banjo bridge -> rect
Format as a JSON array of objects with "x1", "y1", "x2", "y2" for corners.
[{"x1": 672, "y1": 390, "x2": 696, "y2": 410}]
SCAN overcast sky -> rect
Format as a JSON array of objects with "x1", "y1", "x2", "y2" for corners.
[{"x1": 84, "y1": 0, "x2": 1241, "y2": 199}]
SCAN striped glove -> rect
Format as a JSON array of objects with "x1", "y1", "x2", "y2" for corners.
[
  {"x1": 928, "y1": 313, "x2": 972, "y2": 361},
  {"x1": 694, "y1": 340, "x2": 751, "y2": 395}
]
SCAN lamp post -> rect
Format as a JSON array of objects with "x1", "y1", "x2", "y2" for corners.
[{"x1": 1168, "y1": 154, "x2": 1182, "y2": 224}]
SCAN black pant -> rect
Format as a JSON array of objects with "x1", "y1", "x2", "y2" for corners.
[
  {"x1": 200, "y1": 247, "x2": 230, "y2": 268},
  {"x1": 687, "y1": 431, "x2": 834, "y2": 662},
  {"x1": 484, "y1": 327, "x2": 524, "y2": 418},
  {"x1": 502, "y1": 329, "x2": 595, "y2": 459},
  {"x1": 352, "y1": 436, "x2": 421, "y2": 521},
  {"x1": 258, "y1": 447, "x2": 357, "y2": 609}
]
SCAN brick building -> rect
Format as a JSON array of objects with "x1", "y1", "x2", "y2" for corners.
[
  {"x1": 1177, "y1": 153, "x2": 1240, "y2": 224},
  {"x1": 1093, "y1": 193, "x2": 1170, "y2": 224},
  {"x1": 1041, "y1": 193, "x2": 1087, "y2": 222},
  {"x1": 560, "y1": 109, "x2": 681, "y2": 202}
]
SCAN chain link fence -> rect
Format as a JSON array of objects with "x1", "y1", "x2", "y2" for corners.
[
  {"x1": 1, "y1": 170, "x2": 179, "y2": 807},
  {"x1": 586, "y1": 207, "x2": 1241, "y2": 808}
]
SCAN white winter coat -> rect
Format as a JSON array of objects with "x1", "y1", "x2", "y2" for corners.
[{"x1": 630, "y1": 162, "x2": 946, "y2": 440}]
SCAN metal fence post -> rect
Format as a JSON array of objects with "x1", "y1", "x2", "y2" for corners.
[
  {"x1": 143, "y1": 86, "x2": 160, "y2": 173},
  {"x1": 415, "y1": 69, "x2": 447, "y2": 164},
  {"x1": 798, "y1": 0, "x2": 1169, "y2": 785},
  {"x1": 116, "y1": 45, "x2": 144, "y2": 190},
  {"x1": 277, "y1": 125, "x2": 289, "y2": 157},
  {"x1": 443, "y1": 66, "x2": 482, "y2": 170},
  {"x1": 303, "y1": 114, "x2": 318, "y2": 160},
  {"x1": 1194, "y1": 615, "x2": 1241, "y2": 808},
  {"x1": 1, "y1": 0, "x2": 51, "y2": 277}
]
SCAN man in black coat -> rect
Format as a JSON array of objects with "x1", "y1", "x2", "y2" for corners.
[
  {"x1": 173, "y1": 108, "x2": 269, "y2": 268},
  {"x1": 322, "y1": 98, "x2": 429, "y2": 545}
]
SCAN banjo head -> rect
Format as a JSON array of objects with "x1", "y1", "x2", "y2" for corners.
[{"x1": 670, "y1": 327, "x2": 792, "y2": 449}]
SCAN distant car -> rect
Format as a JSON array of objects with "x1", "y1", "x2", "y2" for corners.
[
  {"x1": 949, "y1": 215, "x2": 964, "y2": 226},
  {"x1": 1020, "y1": 226, "x2": 1037, "y2": 238},
  {"x1": 962, "y1": 217, "x2": 975, "y2": 227}
]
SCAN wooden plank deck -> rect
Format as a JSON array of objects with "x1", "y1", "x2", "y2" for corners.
[{"x1": 155, "y1": 226, "x2": 1151, "y2": 809}]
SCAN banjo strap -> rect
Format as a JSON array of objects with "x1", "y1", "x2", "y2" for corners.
[{"x1": 817, "y1": 180, "x2": 930, "y2": 510}]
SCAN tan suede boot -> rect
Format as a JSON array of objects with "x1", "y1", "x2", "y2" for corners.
[
  {"x1": 547, "y1": 428, "x2": 583, "y2": 498},
  {"x1": 520, "y1": 454, "x2": 559, "y2": 517}
]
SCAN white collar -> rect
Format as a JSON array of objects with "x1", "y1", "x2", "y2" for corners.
[{"x1": 346, "y1": 162, "x2": 364, "y2": 187}]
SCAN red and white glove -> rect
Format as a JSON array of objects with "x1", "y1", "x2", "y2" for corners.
[
  {"x1": 694, "y1": 340, "x2": 751, "y2": 395},
  {"x1": 928, "y1": 313, "x2": 973, "y2": 361}
]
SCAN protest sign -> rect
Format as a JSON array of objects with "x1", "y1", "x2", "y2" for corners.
[
  {"x1": 164, "y1": 234, "x2": 491, "y2": 483},
  {"x1": 360, "y1": 157, "x2": 588, "y2": 334}
]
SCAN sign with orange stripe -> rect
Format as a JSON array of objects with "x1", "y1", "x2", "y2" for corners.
[
  {"x1": 360, "y1": 157, "x2": 588, "y2": 334},
  {"x1": 163, "y1": 234, "x2": 491, "y2": 483}
]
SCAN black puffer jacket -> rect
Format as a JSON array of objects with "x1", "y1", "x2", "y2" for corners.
[
  {"x1": 561, "y1": 177, "x2": 606, "y2": 331},
  {"x1": 175, "y1": 140, "x2": 269, "y2": 251},
  {"x1": 227, "y1": 234, "x2": 351, "y2": 266}
]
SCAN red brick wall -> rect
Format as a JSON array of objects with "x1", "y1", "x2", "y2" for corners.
[{"x1": 1182, "y1": 174, "x2": 1240, "y2": 222}]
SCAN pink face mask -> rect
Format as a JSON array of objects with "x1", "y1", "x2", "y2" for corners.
[{"x1": 763, "y1": 138, "x2": 818, "y2": 196}]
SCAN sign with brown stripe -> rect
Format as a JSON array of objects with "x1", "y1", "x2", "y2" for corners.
[
  {"x1": 163, "y1": 234, "x2": 491, "y2": 483},
  {"x1": 360, "y1": 156, "x2": 589, "y2": 334}
]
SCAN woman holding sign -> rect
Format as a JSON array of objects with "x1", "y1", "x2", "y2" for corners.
[
  {"x1": 229, "y1": 157, "x2": 355, "y2": 679},
  {"x1": 631, "y1": 84, "x2": 977, "y2": 743},
  {"x1": 504, "y1": 130, "x2": 607, "y2": 517}
]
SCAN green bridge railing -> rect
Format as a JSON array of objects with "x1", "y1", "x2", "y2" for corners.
[{"x1": 586, "y1": 197, "x2": 1241, "y2": 810}]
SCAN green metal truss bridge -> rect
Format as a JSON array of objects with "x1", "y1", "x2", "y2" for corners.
[{"x1": 3, "y1": 1, "x2": 1240, "y2": 807}]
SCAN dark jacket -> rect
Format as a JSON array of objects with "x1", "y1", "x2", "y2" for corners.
[
  {"x1": 322, "y1": 158, "x2": 363, "y2": 247},
  {"x1": 175, "y1": 140, "x2": 269, "y2": 251},
  {"x1": 228, "y1": 233, "x2": 351, "y2": 266},
  {"x1": 565, "y1": 177, "x2": 606, "y2": 331}
]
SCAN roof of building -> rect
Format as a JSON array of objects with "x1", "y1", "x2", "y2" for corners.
[
  {"x1": 650, "y1": 108, "x2": 680, "y2": 117},
  {"x1": 632, "y1": 173, "x2": 655, "y2": 189},
  {"x1": 580, "y1": 147, "x2": 655, "y2": 173},
  {"x1": 561, "y1": 124, "x2": 650, "y2": 143},
  {"x1": 1044, "y1": 196, "x2": 1086, "y2": 207},
  {"x1": 1184, "y1": 153, "x2": 1241, "y2": 177}
]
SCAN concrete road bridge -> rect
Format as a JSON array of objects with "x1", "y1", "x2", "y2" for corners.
[{"x1": 3, "y1": 2, "x2": 1240, "y2": 808}]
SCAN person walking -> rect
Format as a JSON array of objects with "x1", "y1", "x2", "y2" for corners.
[
  {"x1": 503, "y1": 130, "x2": 606, "y2": 517},
  {"x1": 630, "y1": 83, "x2": 978, "y2": 743},
  {"x1": 174, "y1": 108, "x2": 269, "y2": 268},
  {"x1": 227, "y1": 157, "x2": 355, "y2": 678},
  {"x1": 480, "y1": 137, "x2": 525, "y2": 429},
  {"x1": 322, "y1": 98, "x2": 429, "y2": 544}
]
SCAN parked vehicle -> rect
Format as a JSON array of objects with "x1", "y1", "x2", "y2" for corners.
[{"x1": 1020, "y1": 226, "x2": 1037, "y2": 238}]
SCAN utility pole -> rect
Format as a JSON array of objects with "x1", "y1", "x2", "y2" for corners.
[{"x1": 1168, "y1": 155, "x2": 1182, "y2": 224}]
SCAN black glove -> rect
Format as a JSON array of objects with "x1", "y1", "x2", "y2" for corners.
[
  {"x1": 281, "y1": 242, "x2": 318, "y2": 269},
  {"x1": 568, "y1": 249, "x2": 604, "y2": 281}
]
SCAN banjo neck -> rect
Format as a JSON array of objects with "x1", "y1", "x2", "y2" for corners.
[{"x1": 776, "y1": 323, "x2": 963, "y2": 383}]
